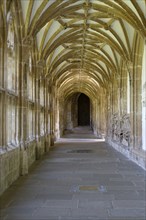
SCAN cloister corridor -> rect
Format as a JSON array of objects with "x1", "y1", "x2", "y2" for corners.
[
  {"x1": 0, "y1": 0, "x2": 146, "y2": 219},
  {"x1": 0, "y1": 126, "x2": 146, "y2": 220}
]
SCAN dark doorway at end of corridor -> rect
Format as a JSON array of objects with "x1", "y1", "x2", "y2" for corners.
[{"x1": 78, "y1": 93, "x2": 90, "y2": 126}]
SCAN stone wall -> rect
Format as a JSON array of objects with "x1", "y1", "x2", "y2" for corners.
[
  {"x1": 0, "y1": 135, "x2": 51, "y2": 195},
  {"x1": 107, "y1": 138, "x2": 146, "y2": 170},
  {"x1": 0, "y1": 147, "x2": 20, "y2": 195}
]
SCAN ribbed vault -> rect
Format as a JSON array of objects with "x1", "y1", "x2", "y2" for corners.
[
  {"x1": 15, "y1": 0, "x2": 146, "y2": 98},
  {"x1": 57, "y1": 70, "x2": 100, "y2": 100}
]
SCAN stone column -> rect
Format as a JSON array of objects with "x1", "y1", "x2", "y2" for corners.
[
  {"x1": 19, "y1": 37, "x2": 33, "y2": 175},
  {"x1": 50, "y1": 84, "x2": 55, "y2": 146},
  {"x1": 127, "y1": 61, "x2": 135, "y2": 149},
  {"x1": 142, "y1": 43, "x2": 146, "y2": 150},
  {"x1": 35, "y1": 59, "x2": 46, "y2": 158},
  {"x1": 44, "y1": 81, "x2": 50, "y2": 152}
]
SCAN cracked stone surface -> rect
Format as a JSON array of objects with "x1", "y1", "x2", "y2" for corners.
[{"x1": 0, "y1": 127, "x2": 146, "y2": 220}]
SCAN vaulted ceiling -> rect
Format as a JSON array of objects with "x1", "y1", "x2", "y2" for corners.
[{"x1": 19, "y1": 0, "x2": 146, "y2": 97}]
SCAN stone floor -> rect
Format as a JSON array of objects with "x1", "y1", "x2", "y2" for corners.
[{"x1": 0, "y1": 127, "x2": 146, "y2": 220}]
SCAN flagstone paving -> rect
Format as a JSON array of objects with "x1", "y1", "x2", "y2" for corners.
[{"x1": 0, "y1": 127, "x2": 146, "y2": 220}]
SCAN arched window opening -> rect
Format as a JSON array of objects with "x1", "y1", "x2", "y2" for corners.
[
  {"x1": 6, "y1": 12, "x2": 18, "y2": 146},
  {"x1": 78, "y1": 93, "x2": 90, "y2": 126},
  {"x1": 7, "y1": 14, "x2": 17, "y2": 92}
]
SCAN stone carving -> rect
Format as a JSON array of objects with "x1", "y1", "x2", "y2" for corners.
[
  {"x1": 111, "y1": 113, "x2": 119, "y2": 141},
  {"x1": 120, "y1": 114, "x2": 131, "y2": 146},
  {"x1": 110, "y1": 113, "x2": 131, "y2": 147}
]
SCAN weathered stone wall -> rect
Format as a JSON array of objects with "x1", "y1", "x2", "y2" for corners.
[
  {"x1": 0, "y1": 0, "x2": 146, "y2": 196},
  {"x1": 107, "y1": 138, "x2": 146, "y2": 169},
  {"x1": 0, "y1": 135, "x2": 50, "y2": 195},
  {"x1": 0, "y1": 147, "x2": 20, "y2": 195},
  {"x1": 105, "y1": 36, "x2": 146, "y2": 170}
]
